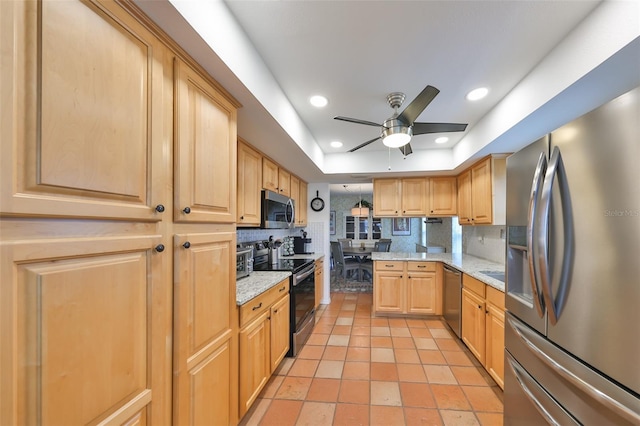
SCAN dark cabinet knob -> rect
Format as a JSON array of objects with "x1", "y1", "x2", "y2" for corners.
[
  {"x1": 183, "y1": 242, "x2": 191, "y2": 249},
  {"x1": 240, "y1": 215, "x2": 244, "y2": 220},
  {"x1": 155, "y1": 244, "x2": 165, "y2": 253},
  {"x1": 155, "y1": 204, "x2": 165, "y2": 213},
  {"x1": 183, "y1": 207, "x2": 191, "y2": 214}
]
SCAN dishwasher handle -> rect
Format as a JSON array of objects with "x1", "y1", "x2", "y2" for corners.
[{"x1": 444, "y1": 265, "x2": 461, "y2": 276}]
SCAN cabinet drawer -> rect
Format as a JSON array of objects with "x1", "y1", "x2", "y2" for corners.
[
  {"x1": 486, "y1": 285, "x2": 505, "y2": 309},
  {"x1": 240, "y1": 279, "x2": 289, "y2": 328},
  {"x1": 407, "y1": 261, "x2": 436, "y2": 272},
  {"x1": 463, "y1": 274, "x2": 486, "y2": 298},
  {"x1": 375, "y1": 261, "x2": 404, "y2": 271}
]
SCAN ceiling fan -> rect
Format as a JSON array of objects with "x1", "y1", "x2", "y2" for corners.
[{"x1": 334, "y1": 85, "x2": 468, "y2": 156}]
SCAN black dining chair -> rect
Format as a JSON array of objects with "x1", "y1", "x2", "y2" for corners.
[{"x1": 330, "y1": 241, "x2": 361, "y2": 281}]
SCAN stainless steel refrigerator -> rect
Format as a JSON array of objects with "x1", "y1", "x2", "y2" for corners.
[{"x1": 504, "y1": 87, "x2": 640, "y2": 425}]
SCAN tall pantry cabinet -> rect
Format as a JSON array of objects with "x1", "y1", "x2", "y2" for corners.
[{"x1": 0, "y1": 1, "x2": 240, "y2": 425}]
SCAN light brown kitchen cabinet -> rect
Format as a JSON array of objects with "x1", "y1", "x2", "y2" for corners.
[
  {"x1": 238, "y1": 279, "x2": 290, "y2": 418},
  {"x1": 457, "y1": 156, "x2": 507, "y2": 225},
  {"x1": 297, "y1": 180, "x2": 308, "y2": 226},
  {"x1": 462, "y1": 287, "x2": 486, "y2": 364},
  {"x1": 374, "y1": 261, "x2": 442, "y2": 316},
  {"x1": 373, "y1": 179, "x2": 402, "y2": 216},
  {"x1": 402, "y1": 178, "x2": 429, "y2": 216},
  {"x1": 237, "y1": 139, "x2": 262, "y2": 226},
  {"x1": 262, "y1": 157, "x2": 280, "y2": 193},
  {"x1": 429, "y1": 177, "x2": 458, "y2": 216},
  {"x1": 373, "y1": 177, "x2": 428, "y2": 217},
  {"x1": 315, "y1": 257, "x2": 325, "y2": 308},
  {"x1": 278, "y1": 168, "x2": 291, "y2": 197},
  {"x1": 485, "y1": 285, "x2": 505, "y2": 389}
]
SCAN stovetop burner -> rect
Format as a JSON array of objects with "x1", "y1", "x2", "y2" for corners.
[{"x1": 253, "y1": 258, "x2": 315, "y2": 274}]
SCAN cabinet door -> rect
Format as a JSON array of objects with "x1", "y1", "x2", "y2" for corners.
[
  {"x1": 278, "y1": 168, "x2": 291, "y2": 197},
  {"x1": 374, "y1": 272, "x2": 404, "y2": 313},
  {"x1": 461, "y1": 288, "x2": 486, "y2": 364},
  {"x1": 485, "y1": 303, "x2": 505, "y2": 389},
  {"x1": 401, "y1": 178, "x2": 428, "y2": 216},
  {"x1": 237, "y1": 140, "x2": 262, "y2": 226},
  {"x1": 239, "y1": 311, "x2": 270, "y2": 418},
  {"x1": 297, "y1": 181, "x2": 308, "y2": 226},
  {"x1": 174, "y1": 58, "x2": 237, "y2": 223},
  {"x1": 430, "y1": 177, "x2": 457, "y2": 216},
  {"x1": 270, "y1": 294, "x2": 290, "y2": 373},
  {"x1": 262, "y1": 158, "x2": 279, "y2": 192},
  {"x1": 1, "y1": 0, "x2": 167, "y2": 221},
  {"x1": 314, "y1": 258, "x2": 324, "y2": 308},
  {"x1": 290, "y1": 175, "x2": 300, "y2": 217},
  {"x1": 0, "y1": 234, "x2": 169, "y2": 425},
  {"x1": 471, "y1": 158, "x2": 493, "y2": 224},
  {"x1": 457, "y1": 170, "x2": 472, "y2": 224},
  {"x1": 406, "y1": 273, "x2": 437, "y2": 315},
  {"x1": 173, "y1": 231, "x2": 237, "y2": 425},
  {"x1": 373, "y1": 179, "x2": 401, "y2": 216}
]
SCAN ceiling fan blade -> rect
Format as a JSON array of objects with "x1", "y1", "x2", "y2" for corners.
[
  {"x1": 348, "y1": 136, "x2": 381, "y2": 152},
  {"x1": 399, "y1": 143, "x2": 413, "y2": 156},
  {"x1": 334, "y1": 116, "x2": 382, "y2": 127},
  {"x1": 412, "y1": 122, "x2": 468, "y2": 135},
  {"x1": 397, "y1": 85, "x2": 440, "y2": 125}
]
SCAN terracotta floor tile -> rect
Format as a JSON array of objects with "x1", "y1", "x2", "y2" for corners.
[
  {"x1": 341, "y1": 303, "x2": 356, "y2": 311},
  {"x1": 346, "y1": 347, "x2": 371, "y2": 362},
  {"x1": 430, "y1": 328, "x2": 454, "y2": 339},
  {"x1": 332, "y1": 325, "x2": 352, "y2": 335},
  {"x1": 388, "y1": 318, "x2": 408, "y2": 327},
  {"x1": 342, "y1": 361, "x2": 371, "y2": 380},
  {"x1": 296, "y1": 401, "x2": 336, "y2": 426},
  {"x1": 370, "y1": 326, "x2": 391, "y2": 337},
  {"x1": 370, "y1": 336, "x2": 393, "y2": 348},
  {"x1": 370, "y1": 405, "x2": 405, "y2": 425},
  {"x1": 327, "y1": 334, "x2": 350, "y2": 347},
  {"x1": 394, "y1": 348, "x2": 421, "y2": 364},
  {"x1": 348, "y1": 335, "x2": 371, "y2": 348},
  {"x1": 436, "y1": 338, "x2": 464, "y2": 352},
  {"x1": 397, "y1": 363, "x2": 428, "y2": 383},
  {"x1": 414, "y1": 337, "x2": 439, "y2": 350},
  {"x1": 370, "y1": 362, "x2": 399, "y2": 381},
  {"x1": 390, "y1": 327, "x2": 412, "y2": 337},
  {"x1": 450, "y1": 366, "x2": 491, "y2": 386},
  {"x1": 418, "y1": 349, "x2": 447, "y2": 365},
  {"x1": 288, "y1": 359, "x2": 319, "y2": 377},
  {"x1": 274, "y1": 357, "x2": 295, "y2": 375},
  {"x1": 335, "y1": 317, "x2": 354, "y2": 326},
  {"x1": 239, "y1": 398, "x2": 271, "y2": 426},
  {"x1": 274, "y1": 376, "x2": 312, "y2": 400},
  {"x1": 352, "y1": 317, "x2": 371, "y2": 327},
  {"x1": 430, "y1": 384, "x2": 472, "y2": 410},
  {"x1": 371, "y1": 347, "x2": 395, "y2": 363},
  {"x1": 426, "y1": 319, "x2": 446, "y2": 328},
  {"x1": 306, "y1": 378, "x2": 341, "y2": 403},
  {"x1": 404, "y1": 407, "x2": 443, "y2": 426},
  {"x1": 410, "y1": 328, "x2": 433, "y2": 338},
  {"x1": 313, "y1": 324, "x2": 335, "y2": 334},
  {"x1": 306, "y1": 333, "x2": 329, "y2": 346},
  {"x1": 315, "y1": 360, "x2": 344, "y2": 379},
  {"x1": 399, "y1": 382, "x2": 437, "y2": 408},
  {"x1": 338, "y1": 379, "x2": 370, "y2": 404},
  {"x1": 406, "y1": 319, "x2": 428, "y2": 328},
  {"x1": 322, "y1": 345, "x2": 348, "y2": 360},
  {"x1": 371, "y1": 318, "x2": 390, "y2": 327},
  {"x1": 333, "y1": 403, "x2": 369, "y2": 426},
  {"x1": 439, "y1": 409, "x2": 480, "y2": 426},
  {"x1": 351, "y1": 326, "x2": 371, "y2": 336},
  {"x1": 259, "y1": 374, "x2": 284, "y2": 398},
  {"x1": 392, "y1": 336, "x2": 416, "y2": 349},
  {"x1": 442, "y1": 350, "x2": 475, "y2": 366},
  {"x1": 462, "y1": 386, "x2": 504, "y2": 412},
  {"x1": 424, "y1": 365, "x2": 458, "y2": 384},
  {"x1": 258, "y1": 399, "x2": 302, "y2": 426},
  {"x1": 297, "y1": 344, "x2": 325, "y2": 360},
  {"x1": 370, "y1": 381, "x2": 403, "y2": 406},
  {"x1": 476, "y1": 411, "x2": 504, "y2": 426}
]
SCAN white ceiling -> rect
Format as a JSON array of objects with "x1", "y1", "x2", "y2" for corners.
[{"x1": 135, "y1": 0, "x2": 640, "y2": 186}]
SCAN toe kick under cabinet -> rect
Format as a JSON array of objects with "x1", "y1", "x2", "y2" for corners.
[{"x1": 373, "y1": 261, "x2": 443, "y2": 316}]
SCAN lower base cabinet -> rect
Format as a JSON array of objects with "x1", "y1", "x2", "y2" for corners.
[
  {"x1": 314, "y1": 257, "x2": 325, "y2": 308},
  {"x1": 238, "y1": 278, "x2": 290, "y2": 418},
  {"x1": 374, "y1": 261, "x2": 442, "y2": 316},
  {"x1": 461, "y1": 274, "x2": 505, "y2": 389}
]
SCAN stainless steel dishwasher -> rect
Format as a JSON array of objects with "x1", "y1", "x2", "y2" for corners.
[{"x1": 443, "y1": 265, "x2": 462, "y2": 338}]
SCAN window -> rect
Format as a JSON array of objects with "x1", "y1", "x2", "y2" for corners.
[{"x1": 345, "y1": 215, "x2": 381, "y2": 240}]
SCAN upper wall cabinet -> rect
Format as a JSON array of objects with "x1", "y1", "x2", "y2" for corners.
[
  {"x1": 262, "y1": 157, "x2": 291, "y2": 197},
  {"x1": 457, "y1": 156, "x2": 506, "y2": 225},
  {"x1": 174, "y1": 58, "x2": 237, "y2": 223},
  {"x1": 429, "y1": 177, "x2": 458, "y2": 216},
  {"x1": 237, "y1": 139, "x2": 262, "y2": 226},
  {"x1": 1, "y1": 0, "x2": 168, "y2": 221},
  {"x1": 374, "y1": 178, "x2": 428, "y2": 217}
]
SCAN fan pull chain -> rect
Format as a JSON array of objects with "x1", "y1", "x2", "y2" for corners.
[{"x1": 388, "y1": 147, "x2": 391, "y2": 170}]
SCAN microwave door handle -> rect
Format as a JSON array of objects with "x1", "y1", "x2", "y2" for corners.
[
  {"x1": 287, "y1": 198, "x2": 295, "y2": 228},
  {"x1": 527, "y1": 152, "x2": 547, "y2": 317}
]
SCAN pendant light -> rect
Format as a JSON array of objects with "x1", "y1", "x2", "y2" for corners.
[{"x1": 351, "y1": 185, "x2": 370, "y2": 217}]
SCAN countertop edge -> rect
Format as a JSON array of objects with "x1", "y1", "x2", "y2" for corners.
[{"x1": 236, "y1": 271, "x2": 292, "y2": 306}]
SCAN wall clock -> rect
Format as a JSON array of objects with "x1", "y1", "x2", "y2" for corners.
[{"x1": 310, "y1": 190, "x2": 325, "y2": 212}]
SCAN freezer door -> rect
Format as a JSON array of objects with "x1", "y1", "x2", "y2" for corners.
[
  {"x1": 505, "y1": 136, "x2": 549, "y2": 334},
  {"x1": 505, "y1": 313, "x2": 640, "y2": 425},
  {"x1": 542, "y1": 87, "x2": 640, "y2": 395}
]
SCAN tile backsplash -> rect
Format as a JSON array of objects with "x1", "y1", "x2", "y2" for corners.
[{"x1": 462, "y1": 225, "x2": 506, "y2": 265}]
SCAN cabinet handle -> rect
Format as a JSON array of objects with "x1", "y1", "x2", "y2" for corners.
[
  {"x1": 478, "y1": 305, "x2": 482, "y2": 309},
  {"x1": 385, "y1": 264, "x2": 395, "y2": 267},
  {"x1": 155, "y1": 204, "x2": 165, "y2": 213},
  {"x1": 182, "y1": 207, "x2": 191, "y2": 214},
  {"x1": 417, "y1": 265, "x2": 426, "y2": 268},
  {"x1": 155, "y1": 244, "x2": 165, "y2": 253},
  {"x1": 183, "y1": 242, "x2": 191, "y2": 249},
  {"x1": 273, "y1": 308, "x2": 278, "y2": 313},
  {"x1": 252, "y1": 302, "x2": 263, "y2": 311},
  {"x1": 240, "y1": 215, "x2": 244, "y2": 220},
  {"x1": 279, "y1": 286, "x2": 286, "y2": 292}
]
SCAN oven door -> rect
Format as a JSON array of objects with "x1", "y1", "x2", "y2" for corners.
[{"x1": 289, "y1": 263, "x2": 315, "y2": 356}]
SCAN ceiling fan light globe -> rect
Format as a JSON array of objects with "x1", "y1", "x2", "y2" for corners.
[{"x1": 382, "y1": 127, "x2": 412, "y2": 148}]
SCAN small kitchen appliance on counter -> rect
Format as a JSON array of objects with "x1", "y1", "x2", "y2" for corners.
[{"x1": 293, "y1": 236, "x2": 312, "y2": 254}]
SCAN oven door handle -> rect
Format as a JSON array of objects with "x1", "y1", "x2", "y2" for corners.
[{"x1": 294, "y1": 266, "x2": 315, "y2": 285}]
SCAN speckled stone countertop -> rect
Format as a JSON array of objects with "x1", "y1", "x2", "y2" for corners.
[
  {"x1": 371, "y1": 252, "x2": 505, "y2": 292},
  {"x1": 236, "y1": 271, "x2": 291, "y2": 306}
]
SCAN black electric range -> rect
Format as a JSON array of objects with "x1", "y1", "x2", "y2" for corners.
[{"x1": 253, "y1": 258, "x2": 315, "y2": 273}]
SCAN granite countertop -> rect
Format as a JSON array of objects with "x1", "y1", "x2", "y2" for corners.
[
  {"x1": 371, "y1": 252, "x2": 505, "y2": 292},
  {"x1": 236, "y1": 271, "x2": 291, "y2": 306}
]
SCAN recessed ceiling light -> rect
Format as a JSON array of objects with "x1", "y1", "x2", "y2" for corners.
[
  {"x1": 330, "y1": 141, "x2": 343, "y2": 148},
  {"x1": 309, "y1": 95, "x2": 328, "y2": 107},
  {"x1": 466, "y1": 87, "x2": 489, "y2": 101},
  {"x1": 435, "y1": 137, "x2": 449, "y2": 144}
]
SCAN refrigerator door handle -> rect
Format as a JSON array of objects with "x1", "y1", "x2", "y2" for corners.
[
  {"x1": 505, "y1": 353, "x2": 578, "y2": 426},
  {"x1": 537, "y1": 147, "x2": 574, "y2": 325},
  {"x1": 526, "y1": 152, "x2": 547, "y2": 317},
  {"x1": 508, "y1": 315, "x2": 640, "y2": 425}
]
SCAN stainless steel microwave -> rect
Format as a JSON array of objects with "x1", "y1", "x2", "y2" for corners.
[{"x1": 261, "y1": 190, "x2": 295, "y2": 229}]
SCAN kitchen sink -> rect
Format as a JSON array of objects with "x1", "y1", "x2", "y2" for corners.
[{"x1": 479, "y1": 271, "x2": 505, "y2": 282}]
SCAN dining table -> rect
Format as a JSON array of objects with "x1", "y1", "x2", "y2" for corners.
[{"x1": 342, "y1": 246, "x2": 374, "y2": 262}]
